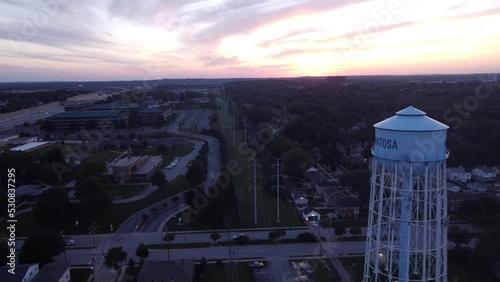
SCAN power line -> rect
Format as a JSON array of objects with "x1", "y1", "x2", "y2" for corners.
[
  {"x1": 250, "y1": 159, "x2": 260, "y2": 225},
  {"x1": 272, "y1": 158, "x2": 284, "y2": 223}
]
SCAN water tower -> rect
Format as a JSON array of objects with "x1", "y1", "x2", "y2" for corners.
[{"x1": 363, "y1": 106, "x2": 449, "y2": 281}]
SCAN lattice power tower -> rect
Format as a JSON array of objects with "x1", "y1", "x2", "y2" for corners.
[{"x1": 363, "y1": 106, "x2": 449, "y2": 281}]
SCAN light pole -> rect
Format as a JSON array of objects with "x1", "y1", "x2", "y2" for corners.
[{"x1": 60, "y1": 230, "x2": 67, "y2": 263}]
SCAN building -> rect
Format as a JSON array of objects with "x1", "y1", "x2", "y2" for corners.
[
  {"x1": 47, "y1": 111, "x2": 128, "y2": 130},
  {"x1": 446, "y1": 182, "x2": 461, "y2": 193},
  {"x1": 323, "y1": 186, "x2": 361, "y2": 219},
  {"x1": 137, "y1": 107, "x2": 171, "y2": 124},
  {"x1": 471, "y1": 166, "x2": 497, "y2": 182},
  {"x1": 0, "y1": 134, "x2": 19, "y2": 146},
  {"x1": 446, "y1": 166, "x2": 471, "y2": 183},
  {"x1": 448, "y1": 193, "x2": 466, "y2": 212},
  {"x1": 88, "y1": 102, "x2": 141, "y2": 112},
  {"x1": 466, "y1": 182, "x2": 488, "y2": 192},
  {"x1": 15, "y1": 185, "x2": 52, "y2": 202},
  {"x1": 32, "y1": 263, "x2": 70, "y2": 282},
  {"x1": 64, "y1": 102, "x2": 92, "y2": 111},
  {"x1": 8, "y1": 136, "x2": 38, "y2": 146},
  {"x1": 10, "y1": 142, "x2": 50, "y2": 153},
  {"x1": 108, "y1": 152, "x2": 163, "y2": 182},
  {"x1": 302, "y1": 207, "x2": 320, "y2": 222},
  {"x1": 137, "y1": 259, "x2": 195, "y2": 282},
  {"x1": 290, "y1": 189, "x2": 308, "y2": 208},
  {"x1": 305, "y1": 167, "x2": 323, "y2": 183},
  {"x1": 0, "y1": 264, "x2": 39, "y2": 282}
]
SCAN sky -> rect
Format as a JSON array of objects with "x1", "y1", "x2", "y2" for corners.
[{"x1": 0, "y1": 0, "x2": 499, "y2": 82}]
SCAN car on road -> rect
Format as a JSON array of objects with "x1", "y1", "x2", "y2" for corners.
[
  {"x1": 65, "y1": 239, "x2": 75, "y2": 246},
  {"x1": 249, "y1": 261, "x2": 264, "y2": 268},
  {"x1": 309, "y1": 221, "x2": 318, "y2": 227},
  {"x1": 232, "y1": 234, "x2": 245, "y2": 239}
]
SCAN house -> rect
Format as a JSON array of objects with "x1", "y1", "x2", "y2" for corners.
[
  {"x1": 290, "y1": 189, "x2": 308, "y2": 208},
  {"x1": 137, "y1": 107, "x2": 171, "y2": 124},
  {"x1": 32, "y1": 263, "x2": 70, "y2": 282},
  {"x1": 466, "y1": 182, "x2": 488, "y2": 192},
  {"x1": 323, "y1": 186, "x2": 361, "y2": 219},
  {"x1": 305, "y1": 167, "x2": 323, "y2": 183},
  {"x1": 448, "y1": 192, "x2": 467, "y2": 212},
  {"x1": 15, "y1": 185, "x2": 52, "y2": 202},
  {"x1": 471, "y1": 166, "x2": 497, "y2": 182},
  {"x1": 0, "y1": 263, "x2": 39, "y2": 282},
  {"x1": 446, "y1": 182, "x2": 461, "y2": 193},
  {"x1": 446, "y1": 167, "x2": 471, "y2": 183},
  {"x1": 302, "y1": 207, "x2": 320, "y2": 222},
  {"x1": 8, "y1": 136, "x2": 38, "y2": 146},
  {"x1": 137, "y1": 259, "x2": 195, "y2": 282}
]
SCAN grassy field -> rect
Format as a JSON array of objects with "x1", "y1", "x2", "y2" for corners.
[
  {"x1": 216, "y1": 100, "x2": 303, "y2": 228},
  {"x1": 104, "y1": 184, "x2": 148, "y2": 199}
]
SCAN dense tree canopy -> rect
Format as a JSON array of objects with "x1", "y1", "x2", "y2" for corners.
[{"x1": 19, "y1": 230, "x2": 65, "y2": 266}]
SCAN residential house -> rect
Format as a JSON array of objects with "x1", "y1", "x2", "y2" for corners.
[
  {"x1": 302, "y1": 207, "x2": 320, "y2": 222},
  {"x1": 471, "y1": 166, "x2": 497, "y2": 182},
  {"x1": 290, "y1": 189, "x2": 308, "y2": 208},
  {"x1": 305, "y1": 167, "x2": 323, "y2": 183},
  {"x1": 0, "y1": 264, "x2": 39, "y2": 282},
  {"x1": 15, "y1": 185, "x2": 52, "y2": 202},
  {"x1": 137, "y1": 259, "x2": 195, "y2": 282},
  {"x1": 446, "y1": 182, "x2": 461, "y2": 193},
  {"x1": 323, "y1": 186, "x2": 361, "y2": 219},
  {"x1": 32, "y1": 263, "x2": 70, "y2": 282},
  {"x1": 446, "y1": 167, "x2": 471, "y2": 183},
  {"x1": 448, "y1": 192, "x2": 467, "y2": 212},
  {"x1": 466, "y1": 182, "x2": 488, "y2": 192}
]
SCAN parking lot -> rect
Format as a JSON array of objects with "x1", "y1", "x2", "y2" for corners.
[{"x1": 173, "y1": 108, "x2": 212, "y2": 132}]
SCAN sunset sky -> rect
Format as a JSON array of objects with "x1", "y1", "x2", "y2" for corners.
[{"x1": 0, "y1": 0, "x2": 499, "y2": 82}]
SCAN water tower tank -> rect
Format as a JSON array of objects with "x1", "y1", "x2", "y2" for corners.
[{"x1": 363, "y1": 106, "x2": 449, "y2": 281}]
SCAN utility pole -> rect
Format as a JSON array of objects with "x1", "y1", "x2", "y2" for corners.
[
  {"x1": 232, "y1": 104, "x2": 236, "y2": 149},
  {"x1": 273, "y1": 158, "x2": 283, "y2": 223},
  {"x1": 250, "y1": 159, "x2": 259, "y2": 224},
  {"x1": 244, "y1": 116, "x2": 247, "y2": 147}
]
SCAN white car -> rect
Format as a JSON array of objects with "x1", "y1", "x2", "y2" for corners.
[
  {"x1": 232, "y1": 234, "x2": 245, "y2": 239},
  {"x1": 65, "y1": 239, "x2": 75, "y2": 246},
  {"x1": 309, "y1": 221, "x2": 318, "y2": 227},
  {"x1": 249, "y1": 261, "x2": 264, "y2": 268}
]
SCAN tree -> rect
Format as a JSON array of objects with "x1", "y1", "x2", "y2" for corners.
[
  {"x1": 46, "y1": 148, "x2": 64, "y2": 163},
  {"x1": 19, "y1": 230, "x2": 65, "y2": 266},
  {"x1": 335, "y1": 226, "x2": 346, "y2": 237},
  {"x1": 151, "y1": 170, "x2": 167, "y2": 187},
  {"x1": 135, "y1": 243, "x2": 149, "y2": 263},
  {"x1": 127, "y1": 258, "x2": 135, "y2": 269},
  {"x1": 172, "y1": 195, "x2": 180, "y2": 203},
  {"x1": 104, "y1": 247, "x2": 128, "y2": 279},
  {"x1": 157, "y1": 144, "x2": 168, "y2": 153},
  {"x1": 349, "y1": 226, "x2": 362, "y2": 237},
  {"x1": 76, "y1": 159, "x2": 108, "y2": 184},
  {"x1": 269, "y1": 230, "x2": 287, "y2": 242},
  {"x1": 297, "y1": 232, "x2": 317, "y2": 242},
  {"x1": 163, "y1": 233, "x2": 175, "y2": 260},
  {"x1": 75, "y1": 177, "x2": 113, "y2": 220},
  {"x1": 234, "y1": 235, "x2": 250, "y2": 245},
  {"x1": 210, "y1": 233, "x2": 221, "y2": 245},
  {"x1": 448, "y1": 226, "x2": 469, "y2": 246},
  {"x1": 200, "y1": 256, "x2": 208, "y2": 274},
  {"x1": 33, "y1": 187, "x2": 73, "y2": 230}
]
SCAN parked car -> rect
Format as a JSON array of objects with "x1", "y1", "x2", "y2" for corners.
[
  {"x1": 65, "y1": 239, "x2": 75, "y2": 246},
  {"x1": 249, "y1": 261, "x2": 264, "y2": 268},
  {"x1": 309, "y1": 221, "x2": 318, "y2": 227}
]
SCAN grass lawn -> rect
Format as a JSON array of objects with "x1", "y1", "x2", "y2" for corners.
[
  {"x1": 339, "y1": 256, "x2": 365, "y2": 282},
  {"x1": 201, "y1": 262, "x2": 255, "y2": 282},
  {"x1": 104, "y1": 184, "x2": 148, "y2": 199},
  {"x1": 70, "y1": 268, "x2": 93, "y2": 282},
  {"x1": 27, "y1": 143, "x2": 79, "y2": 156},
  {"x1": 215, "y1": 100, "x2": 303, "y2": 228}
]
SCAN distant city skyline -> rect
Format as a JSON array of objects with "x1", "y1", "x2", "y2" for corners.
[{"x1": 0, "y1": 0, "x2": 499, "y2": 82}]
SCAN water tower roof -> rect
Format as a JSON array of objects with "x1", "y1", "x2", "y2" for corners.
[{"x1": 374, "y1": 106, "x2": 448, "y2": 131}]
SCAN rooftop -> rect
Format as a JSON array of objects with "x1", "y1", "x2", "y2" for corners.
[
  {"x1": 33, "y1": 263, "x2": 70, "y2": 282},
  {"x1": 374, "y1": 106, "x2": 449, "y2": 132},
  {"x1": 10, "y1": 141, "x2": 49, "y2": 152},
  {"x1": 0, "y1": 264, "x2": 38, "y2": 282},
  {"x1": 15, "y1": 185, "x2": 51, "y2": 198},
  {"x1": 139, "y1": 107, "x2": 163, "y2": 113},
  {"x1": 89, "y1": 103, "x2": 141, "y2": 111}
]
